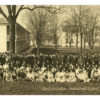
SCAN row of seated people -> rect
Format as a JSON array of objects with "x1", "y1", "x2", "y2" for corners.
[{"x1": 0, "y1": 62, "x2": 100, "y2": 83}]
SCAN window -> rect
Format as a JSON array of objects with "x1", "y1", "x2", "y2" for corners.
[
  {"x1": 66, "y1": 38, "x2": 68, "y2": 43},
  {"x1": 7, "y1": 25, "x2": 10, "y2": 35},
  {"x1": 7, "y1": 41, "x2": 9, "y2": 51}
]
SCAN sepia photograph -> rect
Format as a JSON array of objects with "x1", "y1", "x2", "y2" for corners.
[{"x1": 0, "y1": 5, "x2": 100, "y2": 95}]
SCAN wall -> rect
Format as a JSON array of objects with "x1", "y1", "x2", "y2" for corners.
[
  {"x1": 0, "y1": 24, "x2": 7, "y2": 52},
  {"x1": 15, "y1": 23, "x2": 30, "y2": 53},
  {"x1": 41, "y1": 39, "x2": 54, "y2": 47},
  {"x1": 58, "y1": 32, "x2": 66, "y2": 47},
  {"x1": 58, "y1": 31, "x2": 100, "y2": 49}
]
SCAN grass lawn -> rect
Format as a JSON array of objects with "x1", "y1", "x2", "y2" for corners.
[{"x1": 0, "y1": 81, "x2": 100, "y2": 95}]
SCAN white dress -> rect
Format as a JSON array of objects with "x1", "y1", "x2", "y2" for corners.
[
  {"x1": 67, "y1": 72, "x2": 76, "y2": 82},
  {"x1": 55, "y1": 72, "x2": 67, "y2": 82},
  {"x1": 60, "y1": 72, "x2": 67, "y2": 82},
  {"x1": 91, "y1": 68, "x2": 98, "y2": 81},
  {"x1": 47, "y1": 71, "x2": 55, "y2": 82},
  {"x1": 55, "y1": 72, "x2": 61, "y2": 82}
]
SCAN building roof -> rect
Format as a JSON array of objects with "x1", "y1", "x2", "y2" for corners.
[
  {"x1": 0, "y1": 18, "x2": 30, "y2": 34},
  {"x1": 16, "y1": 23, "x2": 30, "y2": 34},
  {"x1": 0, "y1": 18, "x2": 7, "y2": 24}
]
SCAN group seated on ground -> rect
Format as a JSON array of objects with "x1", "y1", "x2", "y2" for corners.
[{"x1": 0, "y1": 52, "x2": 100, "y2": 82}]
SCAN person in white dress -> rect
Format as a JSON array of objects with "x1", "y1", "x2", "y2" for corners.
[
  {"x1": 67, "y1": 70, "x2": 77, "y2": 82},
  {"x1": 55, "y1": 71, "x2": 62, "y2": 82},
  {"x1": 47, "y1": 70, "x2": 55, "y2": 82},
  {"x1": 91, "y1": 65, "x2": 99, "y2": 82}
]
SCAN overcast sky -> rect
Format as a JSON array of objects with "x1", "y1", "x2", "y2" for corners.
[
  {"x1": 1, "y1": 5, "x2": 100, "y2": 31},
  {"x1": 17, "y1": 5, "x2": 100, "y2": 29}
]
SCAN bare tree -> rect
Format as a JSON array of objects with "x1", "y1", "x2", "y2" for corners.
[
  {"x1": 25, "y1": 8, "x2": 57, "y2": 55},
  {"x1": 0, "y1": 5, "x2": 60, "y2": 53},
  {"x1": 70, "y1": 6, "x2": 92, "y2": 52},
  {"x1": 62, "y1": 20, "x2": 72, "y2": 48},
  {"x1": 71, "y1": 8, "x2": 80, "y2": 52},
  {"x1": 51, "y1": 15, "x2": 59, "y2": 48},
  {"x1": 86, "y1": 15, "x2": 98, "y2": 50},
  {"x1": 62, "y1": 6, "x2": 98, "y2": 52}
]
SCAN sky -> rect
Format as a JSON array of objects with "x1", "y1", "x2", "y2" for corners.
[
  {"x1": 1, "y1": 5, "x2": 100, "y2": 31},
  {"x1": 17, "y1": 5, "x2": 100, "y2": 30}
]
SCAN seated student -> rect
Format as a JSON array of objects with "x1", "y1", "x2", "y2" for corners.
[
  {"x1": 37, "y1": 69, "x2": 47, "y2": 82},
  {"x1": 55, "y1": 71, "x2": 61, "y2": 82},
  {"x1": 86, "y1": 64, "x2": 92, "y2": 78},
  {"x1": 0, "y1": 68, "x2": 3, "y2": 81},
  {"x1": 60, "y1": 70, "x2": 67, "y2": 82},
  {"x1": 82, "y1": 67, "x2": 91, "y2": 83},
  {"x1": 91, "y1": 65, "x2": 99, "y2": 82},
  {"x1": 16, "y1": 67, "x2": 26, "y2": 81},
  {"x1": 26, "y1": 70, "x2": 35, "y2": 82},
  {"x1": 4, "y1": 70, "x2": 13, "y2": 82},
  {"x1": 55, "y1": 69, "x2": 67, "y2": 82},
  {"x1": 47, "y1": 70, "x2": 55, "y2": 82},
  {"x1": 41, "y1": 64, "x2": 47, "y2": 73},
  {"x1": 26, "y1": 64, "x2": 31, "y2": 73},
  {"x1": 12, "y1": 70, "x2": 17, "y2": 81},
  {"x1": 31, "y1": 69, "x2": 37, "y2": 81},
  {"x1": 20, "y1": 69, "x2": 26, "y2": 79},
  {"x1": 67, "y1": 70, "x2": 77, "y2": 82},
  {"x1": 76, "y1": 66, "x2": 90, "y2": 82},
  {"x1": 97, "y1": 66, "x2": 100, "y2": 81},
  {"x1": 75, "y1": 65, "x2": 83, "y2": 80},
  {"x1": 37, "y1": 64, "x2": 47, "y2": 82},
  {"x1": 75, "y1": 66, "x2": 81, "y2": 75}
]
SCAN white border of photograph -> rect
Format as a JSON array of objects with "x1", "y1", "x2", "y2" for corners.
[
  {"x1": 0, "y1": 0, "x2": 100, "y2": 5},
  {"x1": 0, "y1": 0, "x2": 100, "y2": 100},
  {"x1": 0, "y1": 95, "x2": 100, "y2": 100}
]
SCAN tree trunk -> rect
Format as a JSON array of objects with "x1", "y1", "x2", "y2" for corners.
[
  {"x1": 84, "y1": 39, "x2": 85, "y2": 51},
  {"x1": 55, "y1": 43, "x2": 57, "y2": 49},
  {"x1": 76, "y1": 35, "x2": 78, "y2": 52},
  {"x1": 91, "y1": 36, "x2": 94, "y2": 50},
  {"x1": 37, "y1": 46, "x2": 40, "y2": 57},
  {"x1": 55, "y1": 38, "x2": 58, "y2": 49},
  {"x1": 54, "y1": 32, "x2": 57, "y2": 49},
  {"x1": 91, "y1": 42, "x2": 94, "y2": 50},
  {"x1": 84, "y1": 42, "x2": 85, "y2": 51},
  {"x1": 88, "y1": 40, "x2": 91, "y2": 50},
  {"x1": 36, "y1": 39, "x2": 40, "y2": 57},
  {"x1": 69, "y1": 40, "x2": 71, "y2": 49},
  {"x1": 80, "y1": 33, "x2": 83, "y2": 53},
  {"x1": 9, "y1": 18, "x2": 16, "y2": 53}
]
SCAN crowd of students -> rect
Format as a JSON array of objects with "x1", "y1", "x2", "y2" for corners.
[{"x1": 0, "y1": 52, "x2": 100, "y2": 82}]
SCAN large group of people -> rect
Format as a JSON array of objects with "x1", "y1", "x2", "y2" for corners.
[{"x1": 0, "y1": 52, "x2": 100, "y2": 83}]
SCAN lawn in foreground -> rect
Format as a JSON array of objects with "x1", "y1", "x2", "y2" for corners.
[{"x1": 0, "y1": 81, "x2": 100, "y2": 95}]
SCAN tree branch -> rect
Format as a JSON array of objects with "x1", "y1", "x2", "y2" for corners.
[
  {"x1": 15, "y1": 5, "x2": 24, "y2": 18},
  {"x1": 0, "y1": 7, "x2": 8, "y2": 21},
  {"x1": 15, "y1": 5, "x2": 61, "y2": 19},
  {"x1": 6, "y1": 5, "x2": 12, "y2": 16},
  {"x1": 12, "y1": 5, "x2": 16, "y2": 16}
]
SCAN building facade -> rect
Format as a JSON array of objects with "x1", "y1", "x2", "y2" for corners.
[
  {"x1": 58, "y1": 31, "x2": 100, "y2": 49},
  {"x1": 0, "y1": 18, "x2": 30, "y2": 53}
]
